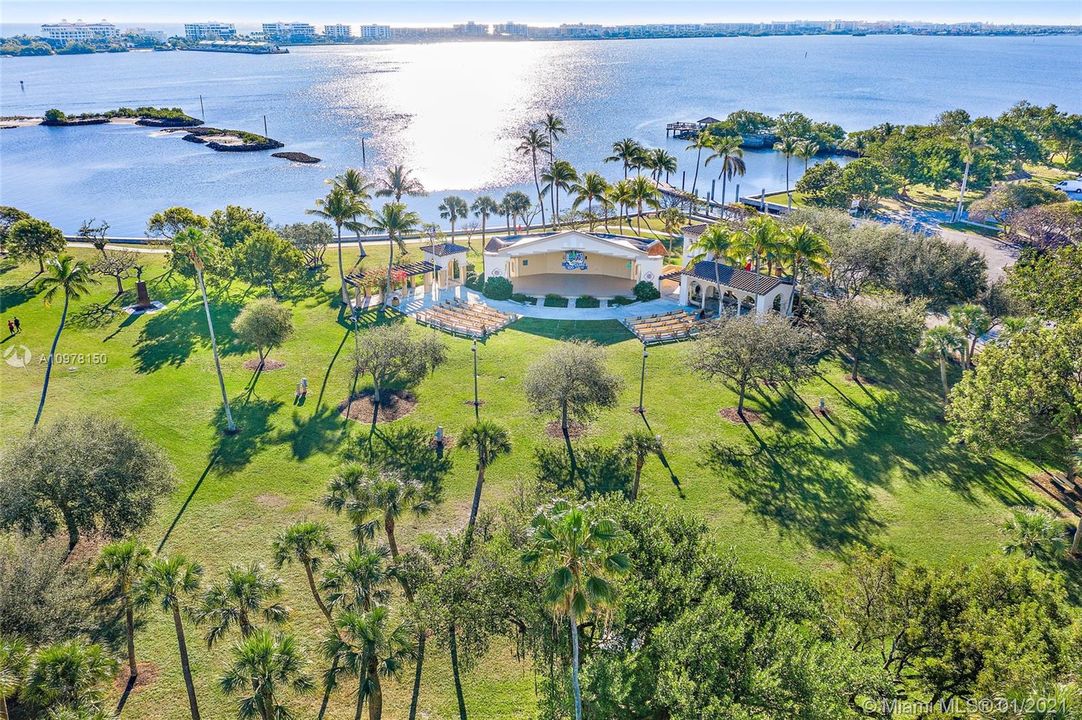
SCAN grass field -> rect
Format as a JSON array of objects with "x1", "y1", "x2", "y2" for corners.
[{"x1": 0, "y1": 244, "x2": 1071, "y2": 719}]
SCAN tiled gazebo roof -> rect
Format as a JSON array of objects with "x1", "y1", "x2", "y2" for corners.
[
  {"x1": 661, "y1": 261, "x2": 788, "y2": 296},
  {"x1": 421, "y1": 242, "x2": 470, "y2": 257}
]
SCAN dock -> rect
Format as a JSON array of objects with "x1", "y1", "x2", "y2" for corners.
[{"x1": 665, "y1": 122, "x2": 700, "y2": 139}]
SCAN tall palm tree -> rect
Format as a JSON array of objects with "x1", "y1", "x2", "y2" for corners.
[
  {"x1": 22, "y1": 641, "x2": 117, "y2": 716},
  {"x1": 194, "y1": 563, "x2": 290, "y2": 648},
  {"x1": 95, "y1": 540, "x2": 151, "y2": 682},
  {"x1": 795, "y1": 138, "x2": 821, "y2": 171},
  {"x1": 272, "y1": 522, "x2": 338, "y2": 623},
  {"x1": 367, "y1": 203, "x2": 421, "y2": 303},
  {"x1": 607, "y1": 180, "x2": 633, "y2": 230},
  {"x1": 521, "y1": 500, "x2": 629, "y2": 720},
  {"x1": 704, "y1": 135, "x2": 746, "y2": 208},
  {"x1": 505, "y1": 191, "x2": 533, "y2": 230},
  {"x1": 32, "y1": 254, "x2": 96, "y2": 429},
  {"x1": 328, "y1": 607, "x2": 413, "y2": 720},
  {"x1": 952, "y1": 127, "x2": 988, "y2": 222},
  {"x1": 690, "y1": 224, "x2": 735, "y2": 314},
  {"x1": 625, "y1": 175, "x2": 661, "y2": 234},
  {"x1": 648, "y1": 148, "x2": 678, "y2": 185},
  {"x1": 604, "y1": 138, "x2": 643, "y2": 180},
  {"x1": 570, "y1": 172, "x2": 610, "y2": 231},
  {"x1": 0, "y1": 635, "x2": 28, "y2": 720},
  {"x1": 921, "y1": 325, "x2": 965, "y2": 402},
  {"x1": 332, "y1": 168, "x2": 375, "y2": 258},
  {"x1": 320, "y1": 547, "x2": 394, "y2": 613},
  {"x1": 308, "y1": 187, "x2": 367, "y2": 304},
  {"x1": 497, "y1": 195, "x2": 514, "y2": 233},
  {"x1": 470, "y1": 195, "x2": 499, "y2": 246},
  {"x1": 542, "y1": 112, "x2": 567, "y2": 171},
  {"x1": 773, "y1": 136, "x2": 800, "y2": 200},
  {"x1": 780, "y1": 224, "x2": 830, "y2": 313},
  {"x1": 685, "y1": 131, "x2": 715, "y2": 196},
  {"x1": 620, "y1": 431, "x2": 663, "y2": 501},
  {"x1": 657, "y1": 207, "x2": 687, "y2": 253},
  {"x1": 517, "y1": 129, "x2": 551, "y2": 228},
  {"x1": 324, "y1": 465, "x2": 435, "y2": 559},
  {"x1": 137, "y1": 555, "x2": 204, "y2": 720},
  {"x1": 733, "y1": 215, "x2": 781, "y2": 274},
  {"x1": 374, "y1": 165, "x2": 426, "y2": 203},
  {"x1": 459, "y1": 421, "x2": 512, "y2": 554},
  {"x1": 541, "y1": 160, "x2": 579, "y2": 227},
  {"x1": 172, "y1": 228, "x2": 236, "y2": 433},
  {"x1": 220, "y1": 630, "x2": 314, "y2": 720},
  {"x1": 438, "y1": 195, "x2": 469, "y2": 243}
]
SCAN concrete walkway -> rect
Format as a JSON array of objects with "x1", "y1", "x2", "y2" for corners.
[{"x1": 389, "y1": 285, "x2": 686, "y2": 321}]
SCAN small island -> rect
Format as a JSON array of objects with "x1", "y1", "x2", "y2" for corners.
[
  {"x1": 178, "y1": 127, "x2": 285, "y2": 152},
  {"x1": 272, "y1": 151, "x2": 321, "y2": 164},
  {"x1": 39, "y1": 106, "x2": 204, "y2": 128}
]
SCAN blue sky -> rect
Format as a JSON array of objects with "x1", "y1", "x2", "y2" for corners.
[{"x1": 3, "y1": 0, "x2": 1080, "y2": 26}]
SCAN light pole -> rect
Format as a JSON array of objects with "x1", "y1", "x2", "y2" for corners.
[
  {"x1": 471, "y1": 338, "x2": 480, "y2": 420},
  {"x1": 636, "y1": 345, "x2": 648, "y2": 414}
]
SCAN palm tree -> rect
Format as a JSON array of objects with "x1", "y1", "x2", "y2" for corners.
[
  {"x1": 272, "y1": 521, "x2": 338, "y2": 623},
  {"x1": 220, "y1": 630, "x2": 314, "y2": 720},
  {"x1": 459, "y1": 421, "x2": 512, "y2": 554},
  {"x1": 332, "y1": 168, "x2": 375, "y2": 258},
  {"x1": 0, "y1": 635, "x2": 28, "y2": 720},
  {"x1": 648, "y1": 148, "x2": 678, "y2": 185},
  {"x1": 625, "y1": 175, "x2": 661, "y2": 234},
  {"x1": 22, "y1": 641, "x2": 117, "y2": 716},
  {"x1": 620, "y1": 431, "x2": 663, "y2": 501},
  {"x1": 570, "y1": 172, "x2": 610, "y2": 232},
  {"x1": 438, "y1": 195, "x2": 469, "y2": 243},
  {"x1": 32, "y1": 254, "x2": 96, "y2": 428},
  {"x1": 172, "y1": 228, "x2": 236, "y2": 433},
  {"x1": 952, "y1": 127, "x2": 988, "y2": 222},
  {"x1": 497, "y1": 195, "x2": 514, "y2": 232},
  {"x1": 367, "y1": 202, "x2": 421, "y2": 303},
  {"x1": 542, "y1": 112, "x2": 567, "y2": 170},
  {"x1": 95, "y1": 539, "x2": 151, "y2": 682},
  {"x1": 517, "y1": 129, "x2": 551, "y2": 228},
  {"x1": 921, "y1": 325, "x2": 965, "y2": 402},
  {"x1": 308, "y1": 187, "x2": 367, "y2": 304},
  {"x1": 375, "y1": 165, "x2": 426, "y2": 203},
  {"x1": 690, "y1": 224, "x2": 735, "y2": 314},
  {"x1": 605, "y1": 138, "x2": 643, "y2": 180},
  {"x1": 521, "y1": 500, "x2": 629, "y2": 720},
  {"x1": 321, "y1": 546, "x2": 394, "y2": 613},
  {"x1": 138, "y1": 554, "x2": 204, "y2": 720},
  {"x1": 795, "y1": 138, "x2": 820, "y2": 171},
  {"x1": 704, "y1": 135, "x2": 746, "y2": 208},
  {"x1": 1002, "y1": 507, "x2": 1068, "y2": 560},
  {"x1": 734, "y1": 215, "x2": 781, "y2": 274},
  {"x1": 773, "y1": 136, "x2": 800, "y2": 200},
  {"x1": 504, "y1": 191, "x2": 533, "y2": 230},
  {"x1": 324, "y1": 465, "x2": 435, "y2": 559},
  {"x1": 947, "y1": 303, "x2": 992, "y2": 368},
  {"x1": 470, "y1": 195, "x2": 499, "y2": 247},
  {"x1": 685, "y1": 131, "x2": 715, "y2": 196},
  {"x1": 194, "y1": 563, "x2": 289, "y2": 648},
  {"x1": 541, "y1": 160, "x2": 579, "y2": 228},
  {"x1": 780, "y1": 224, "x2": 830, "y2": 313},
  {"x1": 657, "y1": 207, "x2": 687, "y2": 253},
  {"x1": 607, "y1": 180, "x2": 633, "y2": 230},
  {"x1": 328, "y1": 607, "x2": 414, "y2": 720}
]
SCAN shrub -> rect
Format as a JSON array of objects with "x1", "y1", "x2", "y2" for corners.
[
  {"x1": 633, "y1": 281, "x2": 661, "y2": 301},
  {"x1": 544, "y1": 294, "x2": 569, "y2": 308},
  {"x1": 510, "y1": 293, "x2": 537, "y2": 304},
  {"x1": 43, "y1": 108, "x2": 67, "y2": 123},
  {"x1": 576, "y1": 295, "x2": 601, "y2": 308},
  {"x1": 609, "y1": 295, "x2": 636, "y2": 306},
  {"x1": 482, "y1": 276, "x2": 513, "y2": 300}
]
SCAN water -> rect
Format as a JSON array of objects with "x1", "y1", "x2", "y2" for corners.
[{"x1": 1, "y1": 35, "x2": 1079, "y2": 234}]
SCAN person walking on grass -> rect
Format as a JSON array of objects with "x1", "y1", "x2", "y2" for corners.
[
  {"x1": 6, "y1": 319, "x2": 12, "y2": 336},
  {"x1": 12, "y1": 317, "x2": 20, "y2": 333}
]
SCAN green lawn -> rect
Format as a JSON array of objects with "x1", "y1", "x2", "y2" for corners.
[{"x1": 0, "y1": 246, "x2": 1070, "y2": 719}]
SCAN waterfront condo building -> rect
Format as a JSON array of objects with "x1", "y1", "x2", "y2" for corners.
[
  {"x1": 40, "y1": 20, "x2": 119, "y2": 43},
  {"x1": 184, "y1": 22, "x2": 237, "y2": 41},
  {"x1": 360, "y1": 25, "x2": 392, "y2": 40},
  {"x1": 323, "y1": 24, "x2": 352, "y2": 39},
  {"x1": 262, "y1": 22, "x2": 317, "y2": 40}
]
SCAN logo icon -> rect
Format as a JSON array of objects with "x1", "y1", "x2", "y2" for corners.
[{"x1": 3, "y1": 344, "x2": 32, "y2": 368}]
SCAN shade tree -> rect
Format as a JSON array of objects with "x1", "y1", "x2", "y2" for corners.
[
  {"x1": 0, "y1": 205, "x2": 31, "y2": 254},
  {"x1": 208, "y1": 204, "x2": 270, "y2": 248},
  {"x1": 231, "y1": 298, "x2": 294, "y2": 370},
  {"x1": 92, "y1": 249, "x2": 139, "y2": 295},
  {"x1": 0, "y1": 415, "x2": 175, "y2": 553},
  {"x1": 6, "y1": 217, "x2": 66, "y2": 273},
  {"x1": 1006, "y1": 244, "x2": 1082, "y2": 322},
  {"x1": 145, "y1": 206, "x2": 209, "y2": 242},
  {"x1": 278, "y1": 221, "x2": 332, "y2": 269},
  {"x1": 352, "y1": 324, "x2": 447, "y2": 405},
  {"x1": 688, "y1": 313, "x2": 822, "y2": 416},
  {"x1": 228, "y1": 228, "x2": 306, "y2": 297},
  {"x1": 816, "y1": 295, "x2": 926, "y2": 381}
]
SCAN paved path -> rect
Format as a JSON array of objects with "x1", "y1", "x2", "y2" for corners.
[
  {"x1": 936, "y1": 227, "x2": 1019, "y2": 282},
  {"x1": 67, "y1": 241, "x2": 169, "y2": 254}
]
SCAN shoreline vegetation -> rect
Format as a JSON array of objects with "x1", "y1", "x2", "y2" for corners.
[{"x1": 3, "y1": 105, "x2": 292, "y2": 155}]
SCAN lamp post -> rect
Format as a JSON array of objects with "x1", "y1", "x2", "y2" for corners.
[
  {"x1": 636, "y1": 345, "x2": 648, "y2": 414},
  {"x1": 471, "y1": 338, "x2": 480, "y2": 420}
]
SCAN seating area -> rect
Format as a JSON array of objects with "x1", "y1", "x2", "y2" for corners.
[
  {"x1": 622, "y1": 309, "x2": 702, "y2": 345},
  {"x1": 415, "y1": 300, "x2": 517, "y2": 339}
]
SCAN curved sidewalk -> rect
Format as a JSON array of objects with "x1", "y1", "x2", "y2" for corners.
[{"x1": 399, "y1": 286, "x2": 686, "y2": 321}]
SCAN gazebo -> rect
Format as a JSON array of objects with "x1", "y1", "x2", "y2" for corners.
[{"x1": 420, "y1": 242, "x2": 470, "y2": 295}]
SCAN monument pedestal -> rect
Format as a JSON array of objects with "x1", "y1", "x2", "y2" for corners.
[{"x1": 135, "y1": 281, "x2": 151, "y2": 309}]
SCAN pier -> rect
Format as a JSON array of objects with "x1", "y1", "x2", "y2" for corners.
[{"x1": 665, "y1": 121, "x2": 700, "y2": 139}]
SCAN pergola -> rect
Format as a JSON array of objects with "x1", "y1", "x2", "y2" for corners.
[{"x1": 345, "y1": 260, "x2": 436, "y2": 307}]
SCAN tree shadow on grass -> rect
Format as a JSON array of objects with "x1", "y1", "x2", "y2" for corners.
[
  {"x1": 133, "y1": 297, "x2": 244, "y2": 373},
  {"x1": 277, "y1": 403, "x2": 344, "y2": 461},
  {"x1": 209, "y1": 394, "x2": 284, "y2": 474},
  {"x1": 0, "y1": 281, "x2": 40, "y2": 311}
]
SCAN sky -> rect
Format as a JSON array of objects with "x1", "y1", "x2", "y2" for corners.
[{"x1": 3, "y1": 0, "x2": 1081, "y2": 28}]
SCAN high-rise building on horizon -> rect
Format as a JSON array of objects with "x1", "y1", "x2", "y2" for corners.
[
  {"x1": 40, "y1": 20, "x2": 119, "y2": 43},
  {"x1": 323, "y1": 24, "x2": 352, "y2": 39},
  {"x1": 183, "y1": 22, "x2": 237, "y2": 41},
  {"x1": 262, "y1": 22, "x2": 316, "y2": 41}
]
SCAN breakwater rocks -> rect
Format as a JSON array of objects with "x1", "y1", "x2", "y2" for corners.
[
  {"x1": 135, "y1": 116, "x2": 204, "y2": 128},
  {"x1": 180, "y1": 127, "x2": 285, "y2": 152},
  {"x1": 41, "y1": 117, "x2": 111, "y2": 127},
  {"x1": 272, "y1": 151, "x2": 321, "y2": 164}
]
